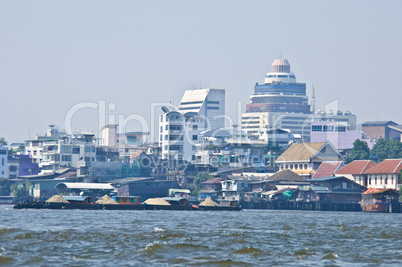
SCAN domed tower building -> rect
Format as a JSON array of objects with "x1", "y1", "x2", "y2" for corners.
[{"x1": 242, "y1": 59, "x2": 312, "y2": 141}]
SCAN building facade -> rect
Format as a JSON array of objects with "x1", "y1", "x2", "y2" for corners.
[
  {"x1": 159, "y1": 88, "x2": 225, "y2": 163},
  {"x1": 0, "y1": 145, "x2": 7, "y2": 178},
  {"x1": 242, "y1": 59, "x2": 312, "y2": 141}
]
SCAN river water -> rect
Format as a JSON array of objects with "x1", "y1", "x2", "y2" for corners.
[{"x1": 0, "y1": 205, "x2": 401, "y2": 266}]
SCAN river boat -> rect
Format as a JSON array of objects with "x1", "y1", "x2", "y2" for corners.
[
  {"x1": 360, "y1": 188, "x2": 400, "y2": 213},
  {"x1": 14, "y1": 200, "x2": 242, "y2": 211}
]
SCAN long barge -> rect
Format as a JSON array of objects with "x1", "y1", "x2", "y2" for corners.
[{"x1": 13, "y1": 202, "x2": 242, "y2": 211}]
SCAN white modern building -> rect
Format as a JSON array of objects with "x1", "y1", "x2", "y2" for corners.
[
  {"x1": 159, "y1": 88, "x2": 225, "y2": 163},
  {"x1": 242, "y1": 59, "x2": 312, "y2": 141},
  {"x1": 0, "y1": 145, "x2": 8, "y2": 178},
  {"x1": 39, "y1": 132, "x2": 97, "y2": 174}
]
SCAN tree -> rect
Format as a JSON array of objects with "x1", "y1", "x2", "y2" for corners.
[
  {"x1": 191, "y1": 173, "x2": 212, "y2": 196},
  {"x1": 0, "y1": 179, "x2": 11, "y2": 196},
  {"x1": 346, "y1": 139, "x2": 370, "y2": 163},
  {"x1": 10, "y1": 181, "x2": 31, "y2": 197},
  {"x1": 0, "y1": 137, "x2": 7, "y2": 145},
  {"x1": 371, "y1": 138, "x2": 402, "y2": 162}
]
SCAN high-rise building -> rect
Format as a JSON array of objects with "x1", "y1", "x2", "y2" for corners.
[
  {"x1": 242, "y1": 59, "x2": 312, "y2": 141},
  {"x1": 0, "y1": 145, "x2": 8, "y2": 178},
  {"x1": 160, "y1": 88, "x2": 225, "y2": 163}
]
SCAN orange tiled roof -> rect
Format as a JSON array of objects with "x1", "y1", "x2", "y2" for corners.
[
  {"x1": 362, "y1": 188, "x2": 394, "y2": 194},
  {"x1": 363, "y1": 159, "x2": 402, "y2": 174},
  {"x1": 335, "y1": 160, "x2": 376, "y2": 175},
  {"x1": 313, "y1": 161, "x2": 344, "y2": 178}
]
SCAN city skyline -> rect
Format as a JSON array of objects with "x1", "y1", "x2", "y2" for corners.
[{"x1": 1, "y1": 0, "x2": 401, "y2": 142}]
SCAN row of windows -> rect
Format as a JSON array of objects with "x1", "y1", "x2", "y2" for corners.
[
  {"x1": 179, "y1": 106, "x2": 201, "y2": 110},
  {"x1": 368, "y1": 176, "x2": 394, "y2": 185},
  {"x1": 266, "y1": 75, "x2": 296, "y2": 79},
  {"x1": 241, "y1": 116, "x2": 260, "y2": 120},
  {"x1": 312, "y1": 125, "x2": 347, "y2": 132},
  {"x1": 242, "y1": 121, "x2": 260, "y2": 124},
  {"x1": 180, "y1": 101, "x2": 203, "y2": 105},
  {"x1": 207, "y1": 106, "x2": 219, "y2": 110},
  {"x1": 207, "y1": 101, "x2": 220, "y2": 104},
  {"x1": 280, "y1": 164, "x2": 309, "y2": 170}
]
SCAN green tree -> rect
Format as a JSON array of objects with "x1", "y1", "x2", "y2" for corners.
[
  {"x1": 0, "y1": 179, "x2": 11, "y2": 196},
  {"x1": 0, "y1": 137, "x2": 7, "y2": 145},
  {"x1": 371, "y1": 138, "x2": 402, "y2": 162},
  {"x1": 346, "y1": 139, "x2": 370, "y2": 163},
  {"x1": 10, "y1": 181, "x2": 31, "y2": 197},
  {"x1": 191, "y1": 173, "x2": 212, "y2": 196}
]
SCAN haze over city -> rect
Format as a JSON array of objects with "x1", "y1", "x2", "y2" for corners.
[{"x1": 1, "y1": 0, "x2": 401, "y2": 142}]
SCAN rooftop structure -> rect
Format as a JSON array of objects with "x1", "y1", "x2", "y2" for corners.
[{"x1": 242, "y1": 58, "x2": 312, "y2": 141}]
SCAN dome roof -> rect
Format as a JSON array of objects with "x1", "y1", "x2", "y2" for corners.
[{"x1": 271, "y1": 59, "x2": 291, "y2": 73}]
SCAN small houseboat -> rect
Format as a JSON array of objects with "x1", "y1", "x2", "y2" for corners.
[{"x1": 360, "y1": 188, "x2": 400, "y2": 213}]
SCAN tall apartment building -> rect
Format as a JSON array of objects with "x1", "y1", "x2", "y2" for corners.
[
  {"x1": 159, "y1": 88, "x2": 225, "y2": 163},
  {"x1": 0, "y1": 145, "x2": 8, "y2": 178},
  {"x1": 242, "y1": 59, "x2": 312, "y2": 141}
]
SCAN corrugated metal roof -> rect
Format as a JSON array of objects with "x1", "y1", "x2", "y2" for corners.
[
  {"x1": 62, "y1": 196, "x2": 90, "y2": 201},
  {"x1": 276, "y1": 142, "x2": 325, "y2": 163},
  {"x1": 56, "y1": 182, "x2": 114, "y2": 190}
]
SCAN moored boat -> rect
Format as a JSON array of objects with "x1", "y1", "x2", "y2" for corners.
[{"x1": 360, "y1": 188, "x2": 400, "y2": 213}]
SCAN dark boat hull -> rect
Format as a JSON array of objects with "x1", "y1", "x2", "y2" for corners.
[{"x1": 14, "y1": 202, "x2": 241, "y2": 211}]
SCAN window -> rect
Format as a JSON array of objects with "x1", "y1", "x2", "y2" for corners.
[
  {"x1": 368, "y1": 178, "x2": 371, "y2": 185},
  {"x1": 0, "y1": 150, "x2": 7, "y2": 155},
  {"x1": 72, "y1": 147, "x2": 80, "y2": 154},
  {"x1": 192, "y1": 135, "x2": 198, "y2": 141},
  {"x1": 207, "y1": 106, "x2": 219, "y2": 110},
  {"x1": 180, "y1": 101, "x2": 203, "y2": 105},
  {"x1": 165, "y1": 135, "x2": 168, "y2": 141},
  {"x1": 193, "y1": 125, "x2": 198, "y2": 130},
  {"x1": 304, "y1": 164, "x2": 308, "y2": 169},
  {"x1": 335, "y1": 126, "x2": 346, "y2": 132},
  {"x1": 323, "y1": 126, "x2": 334, "y2": 132},
  {"x1": 375, "y1": 177, "x2": 377, "y2": 185},
  {"x1": 61, "y1": 155, "x2": 72, "y2": 162},
  {"x1": 385, "y1": 177, "x2": 388, "y2": 185},
  {"x1": 85, "y1": 147, "x2": 91, "y2": 152},
  {"x1": 312, "y1": 125, "x2": 322, "y2": 132},
  {"x1": 207, "y1": 101, "x2": 219, "y2": 105},
  {"x1": 1, "y1": 158, "x2": 4, "y2": 166},
  {"x1": 127, "y1": 136, "x2": 138, "y2": 145},
  {"x1": 85, "y1": 157, "x2": 90, "y2": 162},
  {"x1": 192, "y1": 155, "x2": 195, "y2": 160}
]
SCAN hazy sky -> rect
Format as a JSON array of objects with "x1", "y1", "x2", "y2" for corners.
[{"x1": 1, "y1": 0, "x2": 401, "y2": 143}]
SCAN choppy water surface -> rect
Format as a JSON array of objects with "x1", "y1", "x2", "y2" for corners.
[{"x1": 0, "y1": 206, "x2": 401, "y2": 266}]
